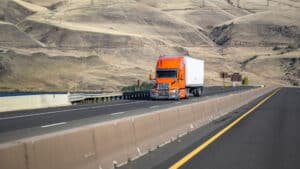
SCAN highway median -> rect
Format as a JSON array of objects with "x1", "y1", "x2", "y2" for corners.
[{"x1": 0, "y1": 85, "x2": 278, "y2": 169}]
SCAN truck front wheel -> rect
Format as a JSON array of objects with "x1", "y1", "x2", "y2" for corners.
[{"x1": 185, "y1": 89, "x2": 190, "y2": 99}]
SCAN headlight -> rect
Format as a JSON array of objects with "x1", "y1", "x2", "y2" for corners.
[
  {"x1": 151, "y1": 89, "x2": 158, "y2": 93},
  {"x1": 170, "y1": 89, "x2": 176, "y2": 93}
]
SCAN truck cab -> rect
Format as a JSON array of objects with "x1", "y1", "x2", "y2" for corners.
[
  {"x1": 150, "y1": 55, "x2": 204, "y2": 100},
  {"x1": 150, "y1": 56, "x2": 186, "y2": 100}
]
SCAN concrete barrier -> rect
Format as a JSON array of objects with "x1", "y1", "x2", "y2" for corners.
[
  {"x1": 176, "y1": 105, "x2": 194, "y2": 135},
  {"x1": 0, "y1": 94, "x2": 71, "y2": 112},
  {"x1": 0, "y1": 143, "x2": 27, "y2": 169},
  {"x1": 93, "y1": 119, "x2": 138, "y2": 169},
  {"x1": 132, "y1": 113, "x2": 162, "y2": 155},
  {"x1": 25, "y1": 128, "x2": 97, "y2": 169},
  {"x1": 158, "y1": 108, "x2": 180, "y2": 142},
  {"x1": 0, "y1": 86, "x2": 277, "y2": 169},
  {"x1": 192, "y1": 100, "x2": 210, "y2": 128}
]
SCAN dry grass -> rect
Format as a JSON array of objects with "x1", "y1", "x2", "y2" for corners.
[{"x1": 0, "y1": 0, "x2": 299, "y2": 91}]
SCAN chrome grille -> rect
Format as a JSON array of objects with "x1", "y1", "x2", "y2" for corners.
[
  {"x1": 157, "y1": 83, "x2": 169, "y2": 90},
  {"x1": 158, "y1": 83, "x2": 169, "y2": 96}
]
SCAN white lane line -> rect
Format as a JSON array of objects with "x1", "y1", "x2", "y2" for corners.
[
  {"x1": 110, "y1": 112, "x2": 125, "y2": 116},
  {"x1": 41, "y1": 122, "x2": 67, "y2": 128},
  {"x1": 150, "y1": 105, "x2": 159, "y2": 109},
  {"x1": 0, "y1": 101, "x2": 145, "y2": 121}
]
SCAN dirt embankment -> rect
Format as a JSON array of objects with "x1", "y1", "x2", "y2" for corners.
[
  {"x1": 4, "y1": 0, "x2": 49, "y2": 24},
  {"x1": 21, "y1": 2, "x2": 213, "y2": 47},
  {"x1": 0, "y1": 21, "x2": 42, "y2": 47},
  {"x1": 0, "y1": 45, "x2": 191, "y2": 91},
  {"x1": 0, "y1": 0, "x2": 300, "y2": 90},
  {"x1": 280, "y1": 57, "x2": 300, "y2": 86},
  {"x1": 210, "y1": 10, "x2": 300, "y2": 47},
  {"x1": 0, "y1": 50, "x2": 109, "y2": 91},
  {"x1": 19, "y1": 18, "x2": 166, "y2": 49}
]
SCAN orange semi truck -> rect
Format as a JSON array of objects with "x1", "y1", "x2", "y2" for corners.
[{"x1": 150, "y1": 56, "x2": 204, "y2": 100}]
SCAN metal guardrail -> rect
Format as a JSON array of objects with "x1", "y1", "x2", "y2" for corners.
[
  {"x1": 68, "y1": 93, "x2": 123, "y2": 104},
  {"x1": 68, "y1": 86, "x2": 256, "y2": 104},
  {"x1": 68, "y1": 91, "x2": 151, "y2": 104},
  {"x1": 122, "y1": 91, "x2": 150, "y2": 100}
]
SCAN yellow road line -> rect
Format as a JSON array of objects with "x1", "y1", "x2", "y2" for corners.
[{"x1": 169, "y1": 88, "x2": 281, "y2": 169}]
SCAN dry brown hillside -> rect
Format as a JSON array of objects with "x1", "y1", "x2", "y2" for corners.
[{"x1": 0, "y1": 0, "x2": 299, "y2": 91}]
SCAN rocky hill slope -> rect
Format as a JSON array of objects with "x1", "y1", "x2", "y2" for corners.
[{"x1": 0, "y1": 0, "x2": 299, "y2": 91}]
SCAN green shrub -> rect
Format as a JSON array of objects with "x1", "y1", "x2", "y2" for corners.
[
  {"x1": 242, "y1": 77, "x2": 249, "y2": 85},
  {"x1": 121, "y1": 82, "x2": 154, "y2": 92}
]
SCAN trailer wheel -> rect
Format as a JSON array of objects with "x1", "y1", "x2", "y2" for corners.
[
  {"x1": 195, "y1": 87, "x2": 202, "y2": 97},
  {"x1": 199, "y1": 87, "x2": 203, "y2": 96}
]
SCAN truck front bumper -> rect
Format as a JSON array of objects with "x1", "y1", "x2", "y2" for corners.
[{"x1": 150, "y1": 90, "x2": 179, "y2": 100}]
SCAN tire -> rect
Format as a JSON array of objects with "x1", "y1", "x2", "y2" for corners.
[
  {"x1": 192, "y1": 89, "x2": 197, "y2": 97},
  {"x1": 199, "y1": 87, "x2": 203, "y2": 96},
  {"x1": 195, "y1": 87, "x2": 202, "y2": 97},
  {"x1": 185, "y1": 89, "x2": 190, "y2": 99}
]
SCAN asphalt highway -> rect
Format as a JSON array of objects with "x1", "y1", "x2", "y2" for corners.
[
  {"x1": 147, "y1": 87, "x2": 300, "y2": 169},
  {"x1": 0, "y1": 86, "x2": 253, "y2": 133}
]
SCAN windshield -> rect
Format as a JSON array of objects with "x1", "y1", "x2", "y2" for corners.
[{"x1": 156, "y1": 70, "x2": 177, "y2": 78}]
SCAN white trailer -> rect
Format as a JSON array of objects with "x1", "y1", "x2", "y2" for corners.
[
  {"x1": 184, "y1": 56, "x2": 204, "y2": 96},
  {"x1": 150, "y1": 55, "x2": 204, "y2": 100}
]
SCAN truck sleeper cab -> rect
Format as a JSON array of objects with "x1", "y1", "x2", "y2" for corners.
[{"x1": 150, "y1": 55, "x2": 204, "y2": 100}]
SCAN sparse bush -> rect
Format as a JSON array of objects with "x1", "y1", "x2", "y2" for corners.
[
  {"x1": 206, "y1": 25, "x2": 213, "y2": 30},
  {"x1": 242, "y1": 77, "x2": 249, "y2": 85},
  {"x1": 286, "y1": 44, "x2": 295, "y2": 49},
  {"x1": 272, "y1": 46, "x2": 281, "y2": 51},
  {"x1": 122, "y1": 82, "x2": 154, "y2": 92},
  {"x1": 226, "y1": 0, "x2": 234, "y2": 5}
]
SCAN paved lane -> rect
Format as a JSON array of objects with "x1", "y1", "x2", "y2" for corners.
[
  {"x1": 155, "y1": 87, "x2": 300, "y2": 169},
  {"x1": 0, "y1": 86, "x2": 253, "y2": 133},
  {"x1": 0, "y1": 100, "x2": 171, "y2": 132}
]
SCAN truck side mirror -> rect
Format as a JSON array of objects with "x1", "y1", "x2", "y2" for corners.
[{"x1": 149, "y1": 73, "x2": 155, "y2": 80}]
